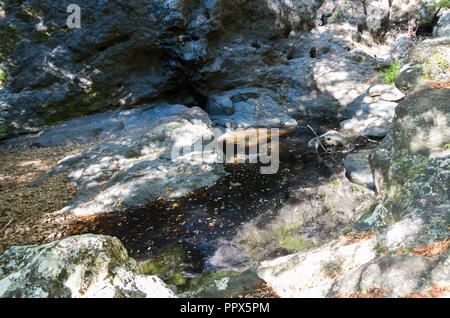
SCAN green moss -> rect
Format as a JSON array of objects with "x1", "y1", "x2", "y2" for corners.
[
  {"x1": 378, "y1": 62, "x2": 402, "y2": 85},
  {"x1": 138, "y1": 246, "x2": 188, "y2": 287},
  {"x1": 274, "y1": 224, "x2": 314, "y2": 253},
  {"x1": 279, "y1": 237, "x2": 314, "y2": 252}
]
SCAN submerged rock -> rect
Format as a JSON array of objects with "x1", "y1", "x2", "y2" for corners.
[{"x1": 0, "y1": 234, "x2": 175, "y2": 298}]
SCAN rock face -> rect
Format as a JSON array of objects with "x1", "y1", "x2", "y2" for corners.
[
  {"x1": 0, "y1": 234, "x2": 175, "y2": 298},
  {"x1": 363, "y1": 87, "x2": 449, "y2": 248},
  {"x1": 434, "y1": 8, "x2": 450, "y2": 38},
  {"x1": 39, "y1": 104, "x2": 226, "y2": 216},
  {"x1": 0, "y1": 0, "x2": 323, "y2": 138}
]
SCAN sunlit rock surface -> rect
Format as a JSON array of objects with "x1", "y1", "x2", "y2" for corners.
[
  {"x1": 41, "y1": 105, "x2": 226, "y2": 216},
  {"x1": 0, "y1": 234, "x2": 175, "y2": 298}
]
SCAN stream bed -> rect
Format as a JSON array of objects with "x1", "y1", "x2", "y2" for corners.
[{"x1": 70, "y1": 119, "x2": 374, "y2": 294}]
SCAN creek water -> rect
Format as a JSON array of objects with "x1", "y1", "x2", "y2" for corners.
[{"x1": 73, "y1": 120, "x2": 347, "y2": 276}]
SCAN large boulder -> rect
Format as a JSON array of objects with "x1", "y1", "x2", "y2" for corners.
[
  {"x1": 0, "y1": 234, "x2": 175, "y2": 298},
  {"x1": 38, "y1": 104, "x2": 226, "y2": 216},
  {"x1": 359, "y1": 87, "x2": 449, "y2": 250}
]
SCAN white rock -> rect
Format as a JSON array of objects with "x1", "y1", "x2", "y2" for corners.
[
  {"x1": 0, "y1": 235, "x2": 175, "y2": 298},
  {"x1": 369, "y1": 84, "x2": 405, "y2": 101}
]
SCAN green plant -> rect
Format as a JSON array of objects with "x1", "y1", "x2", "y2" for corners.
[
  {"x1": 436, "y1": 0, "x2": 450, "y2": 8},
  {"x1": 0, "y1": 69, "x2": 7, "y2": 84},
  {"x1": 0, "y1": 126, "x2": 6, "y2": 138},
  {"x1": 378, "y1": 62, "x2": 402, "y2": 85},
  {"x1": 333, "y1": 10, "x2": 343, "y2": 21}
]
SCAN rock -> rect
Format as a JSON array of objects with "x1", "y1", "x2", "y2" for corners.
[
  {"x1": 390, "y1": 0, "x2": 441, "y2": 28},
  {"x1": 341, "y1": 100, "x2": 399, "y2": 137},
  {"x1": 361, "y1": 87, "x2": 450, "y2": 250},
  {"x1": 366, "y1": 0, "x2": 390, "y2": 39},
  {"x1": 326, "y1": 254, "x2": 448, "y2": 298},
  {"x1": 369, "y1": 84, "x2": 405, "y2": 102},
  {"x1": 395, "y1": 64, "x2": 427, "y2": 94},
  {"x1": 208, "y1": 87, "x2": 298, "y2": 128},
  {"x1": 258, "y1": 234, "x2": 449, "y2": 297},
  {"x1": 390, "y1": 34, "x2": 415, "y2": 61},
  {"x1": 317, "y1": 0, "x2": 367, "y2": 26},
  {"x1": 434, "y1": 8, "x2": 450, "y2": 38},
  {"x1": 181, "y1": 270, "x2": 264, "y2": 298},
  {"x1": 257, "y1": 236, "x2": 379, "y2": 297},
  {"x1": 43, "y1": 105, "x2": 226, "y2": 216},
  {"x1": 396, "y1": 37, "x2": 450, "y2": 93},
  {"x1": 213, "y1": 169, "x2": 374, "y2": 270},
  {"x1": 0, "y1": 234, "x2": 175, "y2": 298},
  {"x1": 342, "y1": 150, "x2": 376, "y2": 190}
]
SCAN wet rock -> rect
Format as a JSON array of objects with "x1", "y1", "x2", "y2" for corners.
[
  {"x1": 43, "y1": 105, "x2": 226, "y2": 216},
  {"x1": 0, "y1": 0, "x2": 323, "y2": 138},
  {"x1": 434, "y1": 8, "x2": 450, "y2": 38},
  {"x1": 0, "y1": 234, "x2": 175, "y2": 298},
  {"x1": 213, "y1": 169, "x2": 374, "y2": 270},
  {"x1": 342, "y1": 150, "x2": 376, "y2": 190}
]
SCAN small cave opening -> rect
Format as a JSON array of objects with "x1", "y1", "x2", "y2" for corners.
[{"x1": 416, "y1": 24, "x2": 434, "y2": 37}]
